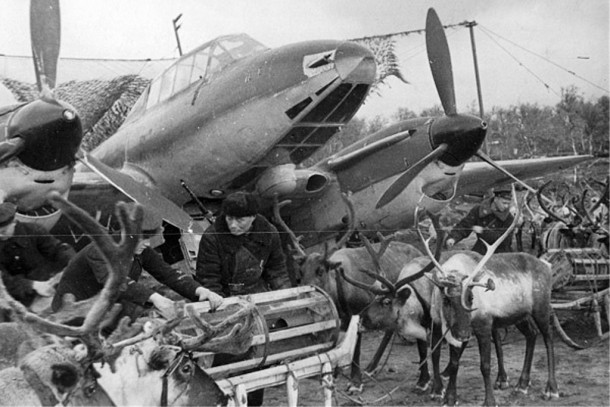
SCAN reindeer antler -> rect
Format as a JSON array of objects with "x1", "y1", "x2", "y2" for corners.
[
  {"x1": 334, "y1": 191, "x2": 356, "y2": 250},
  {"x1": 460, "y1": 186, "x2": 525, "y2": 311},
  {"x1": 401, "y1": 208, "x2": 444, "y2": 291},
  {"x1": 0, "y1": 193, "x2": 141, "y2": 338},
  {"x1": 273, "y1": 198, "x2": 307, "y2": 258},
  {"x1": 537, "y1": 181, "x2": 569, "y2": 225},
  {"x1": 336, "y1": 266, "x2": 391, "y2": 296},
  {"x1": 180, "y1": 301, "x2": 255, "y2": 353}
]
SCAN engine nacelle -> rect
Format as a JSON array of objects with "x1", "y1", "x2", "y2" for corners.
[{"x1": 255, "y1": 164, "x2": 330, "y2": 199}]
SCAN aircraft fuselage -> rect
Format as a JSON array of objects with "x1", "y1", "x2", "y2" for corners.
[{"x1": 91, "y1": 35, "x2": 375, "y2": 205}]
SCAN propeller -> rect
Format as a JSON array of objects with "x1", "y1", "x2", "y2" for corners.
[
  {"x1": 474, "y1": 151, "x2": 538, "y2": 194},
  {"x1": 77, "y1": 151, "x2": 204, "y2": 234},
  {"x1": 30, "y1": 0, "x2": 61, "y2": 91},
  {"x1": 0, "y1": 138, "x2": 25, "y2": 166},
  {"x1": 376, "y1": 144, "x2": 448, "y2": 209},
  {"x1": 375, "y1": 8, "x2": 486, "y2": 209},
  {"x1": 0, "y1": 0, "x2": 82, "y2": 171},
  {"x1": 426, "y1": 8, "x2": 456, "y2": 116}
]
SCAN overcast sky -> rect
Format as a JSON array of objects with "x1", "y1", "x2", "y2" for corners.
[{"x1": 0, "y1": 0, "x2": 608, "y2": 120}]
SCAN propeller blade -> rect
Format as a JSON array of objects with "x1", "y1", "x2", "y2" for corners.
[
  {"x1": 78, "y1": 151, "x2": 203, "y2": 234},
  {"x1": 30, "y1": 0, "x2": 61, "y2": 91},
  {"x1": 0, "y1": 138, "x2": 25, "y2": 166},
  {"x1": 474, "y1": 151, "x2": 538, "y2": 194},
  {"x1": 426, "y1": 8, "x2": 457, "y2": 116},
  {"x1": 376, "y1": 143, "x2": 448, "y2": 209}
]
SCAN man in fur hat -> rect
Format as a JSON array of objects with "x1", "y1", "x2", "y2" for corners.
[
  {"x1": 195, "y1": 191, "x2": 291, "y2": 297},
  {"x1": 195, "y1": 191, "x2": 291, "y2": 406},
  {"x1": 446, "y1": 186, "x2": 515, "y2": 254}
]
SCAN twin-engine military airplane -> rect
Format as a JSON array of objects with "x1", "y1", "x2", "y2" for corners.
[{"x1": 0, "y1": 0, "x2": 590, "y2": 254}]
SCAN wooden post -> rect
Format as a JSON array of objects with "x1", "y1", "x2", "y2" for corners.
[
  {"x1": 592, "y1": 297, "x2": 603, "y2": 337},
  {"x1": 605, "y1": 294, "x2": 610, "y2": 333},
  {"x1": 235, "y1": 384, "x2": 248, "y2": 407},
  {"x1": 322, "y1": 362, "x2": 334, "y2": 407},
  {"x1": 287, "y1": 373, "x2": 299, "y2": 406}
]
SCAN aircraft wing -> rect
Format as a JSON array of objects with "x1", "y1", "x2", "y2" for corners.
[{"x1": 456, "y1": 155, "x2": 594, "y2": 197}]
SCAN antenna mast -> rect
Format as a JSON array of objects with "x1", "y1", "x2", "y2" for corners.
[{"x1": 172, "y1": 14, "x2": 183, "y2": 56}]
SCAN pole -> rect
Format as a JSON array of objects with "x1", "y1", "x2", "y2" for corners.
[
  {"x1": 466, "y1": 21, "x2": 489, "y2": 154},
  {"x1": 172, "y1": 14, "x2": 183, "y2": 56}
]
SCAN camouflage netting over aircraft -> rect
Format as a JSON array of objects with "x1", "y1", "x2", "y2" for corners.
[
  {"x1": 1, "y1": 75, "x2": 150, "y2": 151},
  {"x1": 351, "y1": 36, "x2": 407, "y2": 95}
]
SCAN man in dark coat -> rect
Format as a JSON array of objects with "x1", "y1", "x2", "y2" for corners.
[
  {"x1": 195, "y1": 191, "x2": 291, "y2": 297},
  {"x1": 52, "y1": 205, "x2": 223, "y2": 320},
  {"x1": 195, "y1": 191, "x2": 291, "y2": 407},
  {"x1": 446, "y1": 187, "x2": 515, "y2": 254},
  {"x1": 0, "y1": 202, "x2": 75, "y2": 307}
]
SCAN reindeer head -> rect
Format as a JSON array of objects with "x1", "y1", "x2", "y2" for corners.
[
  {"x1": 97, "y1": 300, "x2": 254, "y2": 406},
  {"x1": 419, "y1": 186, "x2": 522, "y2": 343},
  {"x1": 275, "y1": 192, "x2": 356, "y2": 291},
  {"x1": 339, "y1": 209, "x2": 443, "y2": 332}
]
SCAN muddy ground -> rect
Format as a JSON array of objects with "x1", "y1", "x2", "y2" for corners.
[{"x1": 264, "y1": 312, "x2": 609, "y2": 407}]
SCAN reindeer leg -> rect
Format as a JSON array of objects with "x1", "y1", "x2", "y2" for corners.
[
  {"x1": 413, "y1": 339, "x2": 431, "y2": 394},
  {"x1": 443, "y1": 342, "x2": 465, "y2": 406},
  {"x1": 514, "y1": 319, "x2": 536, "y2": 395},
  {"x1": 346, "y1": 330, "x2": 363, "y2": 394},
  {"x1": 532, "y1": 309, "x2": 559, "y2": 400},
  {"x1": 429, "y1": 328, "x2": 445, "y2": 400},
  {"x1": 365, "y1": 329, "x2": 393, "y2": 373},
  {"x1": 475, "y1": 326, "x2": 497, "y2": 407},
  {"x1": 492, "y1": 327, "x2": 510, "y2": 390}
]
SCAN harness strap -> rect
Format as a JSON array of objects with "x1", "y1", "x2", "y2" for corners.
[
  {"x1": 160, "y1": 350, "x2": 195, "y2": 407},
  {"x1": 161, "y1": 351, "x2": 186, "y2": 407},
  {"x1": 411, "y1": 287, "x2": 432, "y2": 328},
  {"x1": 21, "y1": 364, "x2": 60, "y2": 406},
  {"x1": 334, "y1": 266, "x2": 352, "y2": 322}
]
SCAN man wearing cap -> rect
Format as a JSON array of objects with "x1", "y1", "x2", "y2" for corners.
[
  {"x1": 446, "y1": 187, "x2": 515, "y2": 254},
  {"x1": 195, "y1": 191, "x2": 291, "y2": 298},
  {"x1": 0, "y1": 202, "x2": 75, "y2": 308},
  {"x1": 52, "y1": 205, "x2": 223, "y2": 320},
  {"x1": 195, "y1": 191, "x2": 290, "y2": 406}
]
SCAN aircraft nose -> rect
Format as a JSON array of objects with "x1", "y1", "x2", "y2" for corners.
[
  {"x1": 429, "y1": 113, "x2": 487, "y2": 167},
  {"x1": 7, "y1": 97, "x2": 82, "y2": 171},
  {"x1": 334, "y1": 41, "x2": 376, "y2": 84}
]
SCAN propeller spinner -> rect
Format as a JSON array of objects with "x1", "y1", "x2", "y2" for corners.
[{"x1": 0, "y1": 0, "x2": 82, "y2": 171}]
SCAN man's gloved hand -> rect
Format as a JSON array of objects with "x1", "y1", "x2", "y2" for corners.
[
  {"x1": 195, "y1": 287, "x2": 224, "y2": 311},
  {"x1": 32, "y1": 280, "x2": 55, "y2": 297},
  {"x1": 148, "y1": 292, "x2": 177, "y2": 320}
]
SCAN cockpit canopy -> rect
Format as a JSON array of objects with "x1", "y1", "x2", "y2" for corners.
[{"x1": 142, "y1": 33, "x2": 268, "y2": 110}]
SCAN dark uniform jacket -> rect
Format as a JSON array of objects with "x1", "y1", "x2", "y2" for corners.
[
  {"x1": 0, "y1": 222, "x2": 75, "y2": 306},
  {"x1": 52, "y1": 242, "x2": 201, "y2": 313},
  {"x1": 448, "y1": 198, "x2": 515, "y2": 254},
  {"x1": 195, "y1": 214, "x2": 290, "y2": 297}
]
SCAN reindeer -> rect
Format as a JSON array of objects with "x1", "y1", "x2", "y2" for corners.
[
  {"x1": 0, "y1": 193, "x2": 254, "y2": 406},
  {"x1": 417, "y1": 187, "x2": 560, "y2": 406},
  {"x1": 0, "y1": 192, "x2": 142, "y2": 406},
  {"x1": 338, "y1": 210, "x2": 511, "y2": 400},
  {"x1": 534, "y1": 179, "x2": 609, "y2": 251},
  {"x1": 274, "y1": 193, "x2": 423, "y2": 393},
  {"x1": 95, "y1": 301, "x2": 254, "y2": 406}
]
